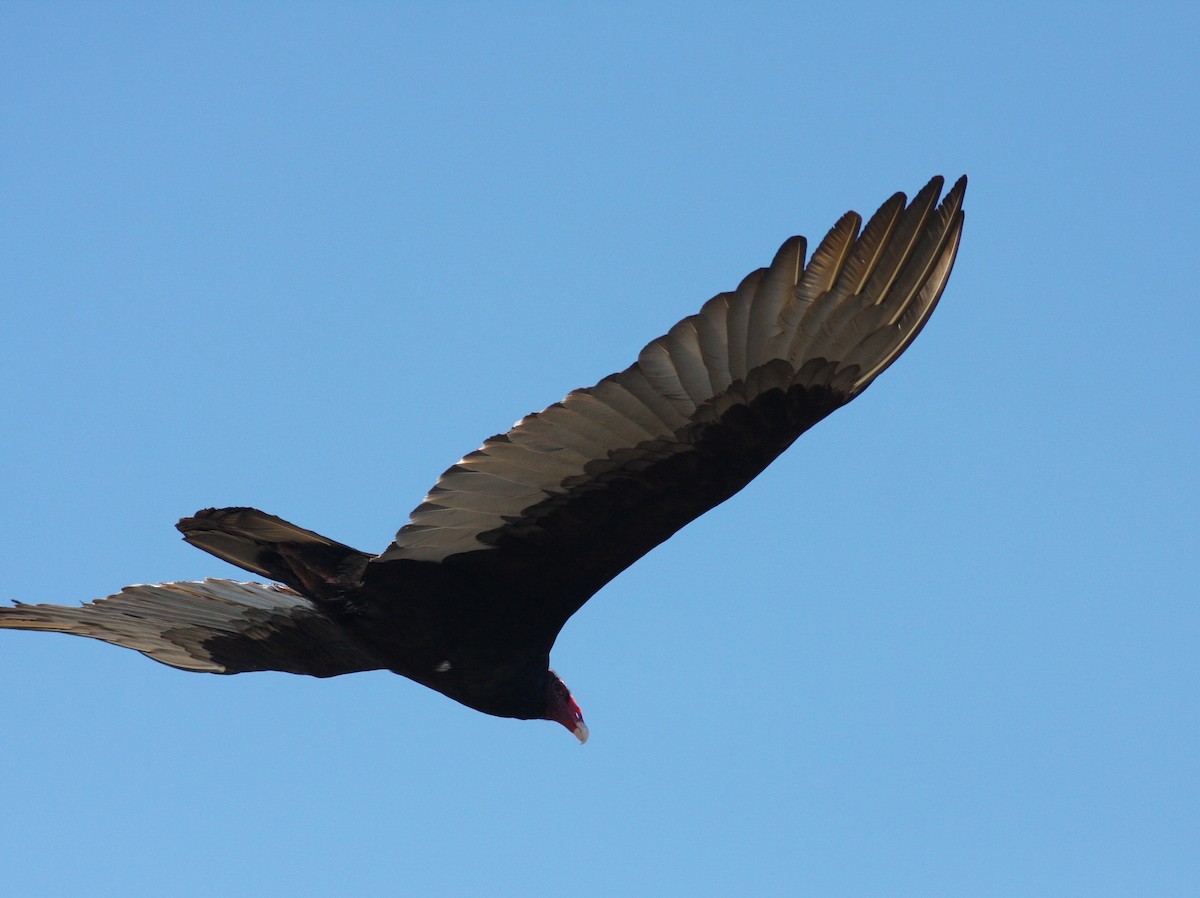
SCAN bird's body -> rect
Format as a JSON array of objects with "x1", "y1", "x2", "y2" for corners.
[{"x1": 2, "y1": 176, "x2": 967, "y2": 742}]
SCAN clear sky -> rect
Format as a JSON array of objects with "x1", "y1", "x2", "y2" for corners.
[{"x1": 2, "y1": 3, "x2": 1197, "y2": 896}]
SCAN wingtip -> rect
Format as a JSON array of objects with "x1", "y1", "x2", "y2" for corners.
[{"x1": 914, "y1": 173, "x2": 967, "y2": 206}]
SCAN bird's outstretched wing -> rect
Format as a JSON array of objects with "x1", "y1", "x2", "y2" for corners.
[
  {"x1": 0, "y1": 579, "x2": 378, "y2": 676},
  {"x1": 371, "y1": 176, "x2": 966, "y2": 637}
]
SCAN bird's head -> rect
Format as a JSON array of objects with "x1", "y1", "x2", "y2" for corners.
[{"x1": 546, "y1": 672, "x2": 588, "y2": 744}]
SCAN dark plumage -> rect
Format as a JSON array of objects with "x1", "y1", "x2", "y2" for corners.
[{"x1": 2, "y1": 176, "x2": 967, "y2": 742}]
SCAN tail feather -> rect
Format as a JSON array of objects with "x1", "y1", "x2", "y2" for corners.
[{"x1": 177, "y1": 507, "x2": 371, "y2": 600}]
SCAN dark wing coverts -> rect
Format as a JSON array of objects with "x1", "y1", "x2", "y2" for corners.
[{"x1": 373, "y1": 175, "x2": 966, "y2": 637}]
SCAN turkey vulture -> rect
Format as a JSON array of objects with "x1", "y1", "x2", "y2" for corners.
[{"x1": 2, "y1": 176, "x2": 966, "y2": 743}]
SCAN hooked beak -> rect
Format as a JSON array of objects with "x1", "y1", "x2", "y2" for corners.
[
  {"x1": 571, "y1": 719, "x2": 590, "y2": 745},
  {"x1": 553, "y1": 706, "x2": 588, "y2": 745},
  {"x1": 548, "y1": 673, "x2": 588, "y2": 744},
  {"x1": 550, "y1": 691, "x2": 589, "y2": 744}
]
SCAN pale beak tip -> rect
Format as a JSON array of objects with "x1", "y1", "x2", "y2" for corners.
[{"x1": 573, "y1": 721, "x2": 590, "y2": 745}]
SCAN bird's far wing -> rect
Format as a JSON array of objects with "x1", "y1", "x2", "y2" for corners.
[
  {"x1": 0, "y1": 579, "x2": 379, "y2": 677},
  {"x1": 373, "y1": 176, "x2": 966, "y2": 635}
]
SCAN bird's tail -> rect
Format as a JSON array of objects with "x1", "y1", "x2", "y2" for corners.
[{"x1": 177, "y1": 507, "x2": 371, "y2": 600}]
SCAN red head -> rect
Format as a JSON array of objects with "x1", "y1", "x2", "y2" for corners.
[{"x1": 546, "y1": 672, "x2": 588, "y2": 744}]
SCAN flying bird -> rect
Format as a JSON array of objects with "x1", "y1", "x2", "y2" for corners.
[{"x1": 2, "y1": 176, "x2": 966, "y2": 743}]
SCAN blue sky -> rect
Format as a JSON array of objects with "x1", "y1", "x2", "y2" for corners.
[{"x1": 2, "y1": 3, "x2": 1197, "y2": 896}]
